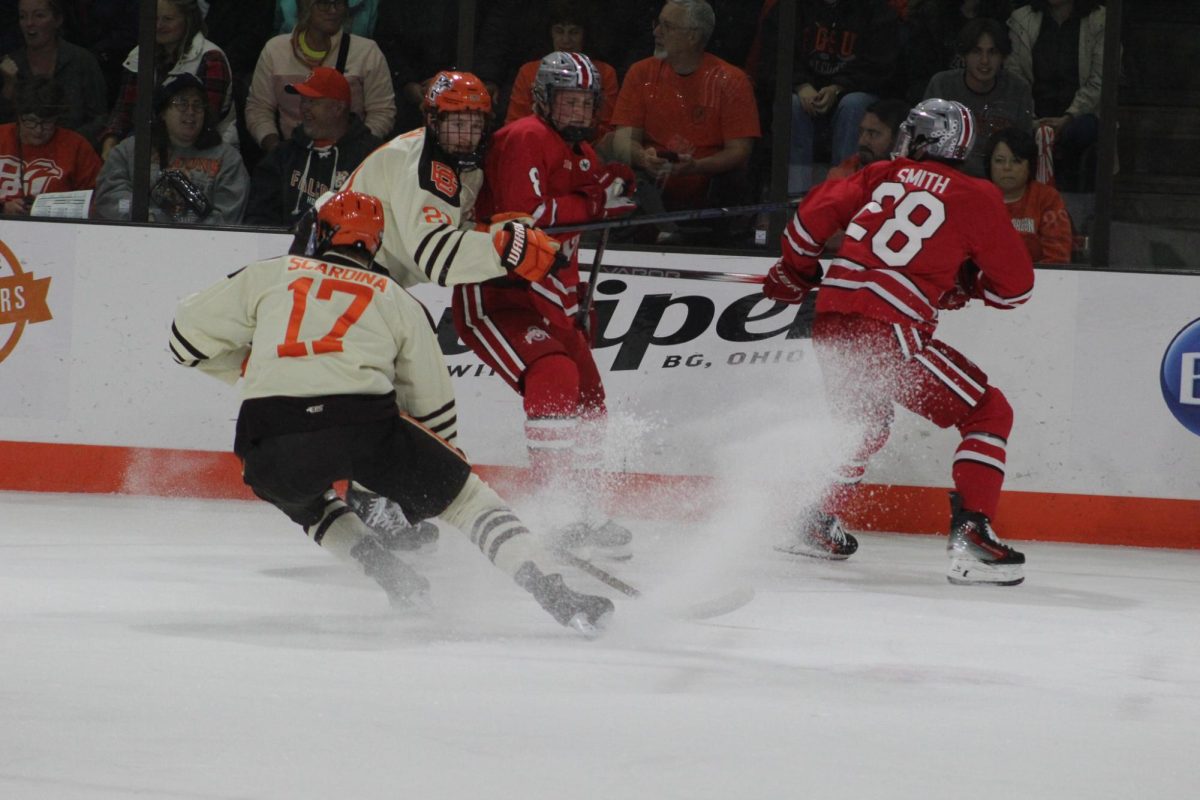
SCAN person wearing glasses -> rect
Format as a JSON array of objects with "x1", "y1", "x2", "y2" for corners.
[
  {"x1": 609, "y1": 0, "x2": 759, "y2": 244},
  {"x1": 93, "y1": 72, "x2": 248, "y2": 224},
  {"x1": 0, "y1": 76, "x2": 100, "y2": 216},
  {"x1": 100, "y1": 0, "x2": 238, "y2": 158},
  {"x1": 245, "y1": 0, "x2": 395, "y2": 153}
]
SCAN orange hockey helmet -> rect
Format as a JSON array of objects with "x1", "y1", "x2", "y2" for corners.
[
  {"x1": 316, "y1": 190, "x2": 385, "y2": 258},
  {"x1": 423, "y1": 70, "x2": 492, "y2": 115}
]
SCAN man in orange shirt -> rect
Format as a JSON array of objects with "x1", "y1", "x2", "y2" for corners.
[{"x1": 610, "y1": 0, "x2": 759, "y2": 242}]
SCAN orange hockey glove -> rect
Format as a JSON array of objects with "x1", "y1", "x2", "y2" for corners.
[
  {"x1": 762, "y1": 259, "x2": 820, "y2": 304},
  {"x1": 493, "y1": 221, "x2": 564, "y2": 282}
]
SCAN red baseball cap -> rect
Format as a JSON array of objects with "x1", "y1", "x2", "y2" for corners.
[{"x1": 285, "y1": 67, "x2": 351, "y2": 104}]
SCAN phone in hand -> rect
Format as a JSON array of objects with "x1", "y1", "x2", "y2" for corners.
[{"x1": 658, "y1": 150, "x2": 680, "y2": 163}]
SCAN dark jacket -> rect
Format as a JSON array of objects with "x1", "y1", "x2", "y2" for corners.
[
  {"x1": 759, "y1": 0, "x2": 901, "y2": 96},
  {"x1": 244, "y1": 114, "x2": 381, "y2": 227}
]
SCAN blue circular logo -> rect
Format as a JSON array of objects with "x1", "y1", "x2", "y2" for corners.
[{"x1": 1161, "y1": 317, "x2": 1200, "y2": 436}]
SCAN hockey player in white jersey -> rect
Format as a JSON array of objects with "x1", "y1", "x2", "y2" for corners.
[
  {"x1": 169, "y1": 191, "x2": 613, "y2": 635},
  {"x1": 298, "y1": 69, "x2": 567, "y2": 553}
]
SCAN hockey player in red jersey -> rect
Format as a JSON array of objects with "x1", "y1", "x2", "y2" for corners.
[
  {"x1": 170, "y1": 191, "x2": 613, "y2": 635},
  {"x1": 763, "y1": 98, "x2": 1035, "y2": 586},
  {"x1": 452, "y1": 51, "x2": 638, "y2": 560}
]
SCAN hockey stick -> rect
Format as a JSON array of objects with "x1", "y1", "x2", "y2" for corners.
[
  {"x1": 545, "y1": 198, "x2": 800, "y2": 236},
  {"x1": 593, "y1": 263, "x2": 766, "y2": 285},
  {"x1": 576, "y1": 227, "x2": 609, "y2": 339},
  {"x1": 556, "y1": 549, "x2": 756, "y2": 621}
]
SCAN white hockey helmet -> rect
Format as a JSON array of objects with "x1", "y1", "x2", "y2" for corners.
[
  {"x1": 892, "y1": 98, "x2": 976, "y2": 163},
  {"x1": 532, "y1": 50, "x2": 601, "y2": 141}
]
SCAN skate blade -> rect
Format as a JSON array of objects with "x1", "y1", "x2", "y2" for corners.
[
  {"x1": 774, "y1": 542, "x2": 853, "y2": 561},
  {"x1": 947, "y1": 558, "x2": 1024, "y2": 586},
  {"x1": 567, "y1": 608, "x2": 613, "y2": 638}
]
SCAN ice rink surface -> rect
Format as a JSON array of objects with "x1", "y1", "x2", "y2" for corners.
[{"x1": 2, "y1": 490, "x2": 1198, "y2": 800}]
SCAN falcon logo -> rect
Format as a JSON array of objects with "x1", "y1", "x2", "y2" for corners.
[
  {"x1": 0, "y1": 156, "x2": 63, "y2": 197},
  {"x1": 0, "y1": 239, "x2": 53, "y2": 366},
  {"x1": 524, "y1": 326, "x2": 550, "y2": 344}
]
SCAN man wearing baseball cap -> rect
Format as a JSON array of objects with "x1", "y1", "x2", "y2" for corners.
[{"x1": 245, "y1": 67, "x2": 381, "y2": 228}]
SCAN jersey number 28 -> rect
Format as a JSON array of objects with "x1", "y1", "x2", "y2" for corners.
[{"x1": 844, "y1": 182, "x2": 946, "y2": 267}]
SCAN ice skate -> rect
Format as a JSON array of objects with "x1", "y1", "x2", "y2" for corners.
[
  {"x1": 346, "y1": 482, "x2": 439, "y2": 554},
  {"x1": 349, "y1": 536, "x2": 432, "y2": 609},
  {"x1": 946, "y1": 493, "x2": 1025, "y2": 586},
  {"x1": 514, "y1": 561, "x2": 614, "y2": 637},
  {"x1": 551, "y1": 518, "x2": 634, "y2": 562},
  {"x1": 775, "y1": 509, "x2": 858, "y2": 560}
]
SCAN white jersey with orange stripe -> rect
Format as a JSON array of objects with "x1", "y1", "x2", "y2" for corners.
[{"x1": 169, "y1": 251, "x2": 458, "y2": 443}]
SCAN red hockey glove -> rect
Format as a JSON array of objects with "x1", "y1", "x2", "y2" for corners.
[
  {"x1": 762, "y1": 260, "x2": 820, "y2": 304},
  {"x1": 579, "y1": 164, "x2": 637, "y2": 220},
  {"x1": 939, "y1": 260, "x2": 982, "y2": 310},
  {"x1": 493, "y1": 221, "x2": 563, "y2": 282}
]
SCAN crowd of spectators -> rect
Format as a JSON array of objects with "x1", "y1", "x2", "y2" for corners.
[{"x1": 0, "y1": 0, "x2": 1106, "y2": 261}]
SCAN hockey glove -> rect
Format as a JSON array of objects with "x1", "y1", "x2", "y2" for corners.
[
  {"x1": 939, "y1": 260, "x2": 982, "y2": 310},
  {"x1": 493, "y1": 221, "x2": 563, "y2": 282},
  {"x1": 762, "y1": 260, "x2": 820, "y2": 304},
  {"x1": 580, "y1": 164, "x2": 637, "y2": 220}
]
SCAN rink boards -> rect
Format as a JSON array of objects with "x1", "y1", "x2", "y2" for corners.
[{"x1": 1, "y1": 219, "x2": 1198, "y2": 548}]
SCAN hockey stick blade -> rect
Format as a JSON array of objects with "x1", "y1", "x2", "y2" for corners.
[{"x1": 557, "y1": 550, "x2": 755, "y2": 620}]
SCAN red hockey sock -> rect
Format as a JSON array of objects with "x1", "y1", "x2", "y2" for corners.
[
  {"x1": 952, "y1": 388, "x2": 1013, "y2": 520},
  {"x1": 523, "y1": 354, "x2": 581, "y2": 488}
]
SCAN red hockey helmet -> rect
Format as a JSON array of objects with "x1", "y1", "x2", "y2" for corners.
[{"x1": 316, "y1": 190, "x2": 385, "y2": 257}]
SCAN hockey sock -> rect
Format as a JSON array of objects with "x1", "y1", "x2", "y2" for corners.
[
  {"x1": 523, "y1": 353, "x2": 583, "y2": 488},
  {"x1": 953, "y1": 388, "x2": 1014, "y2": 520},
  {"x1": 304, "y1": 493, "x2": 374, "y2": 561},
  {"x1": 440, "y1": 473, "x2": 556, "y2": 579}
]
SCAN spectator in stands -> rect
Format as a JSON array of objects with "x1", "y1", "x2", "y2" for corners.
[
  {"x1": 986, "y1": 126, "x2": 1072, "y2": 263},
  {"x1": 1006, "y1": 0, "x2": 1107, "y2": 191},
  {"x1": 924, "y1": 17, "x2": 1033, "y2": 175},
  {"x1": 904, "y1": 0, "x2": 1013, "y2": 104},
  {"x1": 244, "y1": 66, "x2": 379, "y2": 227},
  {"x1": 758, "y1": 0, "x2": 901, "y2": 193},
  {"x1": 273, "y1": 0, "x2": 376, "y2": 37},
  {"x1": 610, "y1": 0, "x2": 760, "y2": 243},
  {"x1": 245, "y1": 0, "x2": 395, "y2": 153},
  {"x1": 203, "y1": 0, "x2": 276, "y2": 163},
  {"x1": 372, "y1": 0, "x2": 458, "y2": 135},
  {"x1": 100, "y1": 0, "x2": 237, "y2": 158},
  {"x1": 94, "y1": 72, "x2": 248, "y2": 224},
  {"x1": 826, "y1": 97, "x2": 909, "y2": 180},
  {"x1": 0, "y1": 0, "x2": 108, "y2": 147},
  {"x1": 58, "y1": 1, "x2": 139, "y2": 108},
  {"x1": 0, "y1": 76, "x2": 100, "y2": 215},
  {"x1": 503, "y1": 0, "x2": 619, "y2": 145}
]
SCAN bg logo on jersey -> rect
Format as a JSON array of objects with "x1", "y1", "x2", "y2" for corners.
[
  {"x1": 1160, "y1": 317, "x2": 1200, "y2": 436},
  {"x1": 0, "y1": 239, "x2": 54, "y2": 366}
]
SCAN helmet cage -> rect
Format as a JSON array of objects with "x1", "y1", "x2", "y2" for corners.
[
  {"x1": 893, "y1": 98, "x2": 976, "y2": 163},
  {"x1": 532, "y1": 51, "x2": 601, "y2": 142},
  {"x1": 424, "y1": 70, "x2": 492, "y2": 168}
]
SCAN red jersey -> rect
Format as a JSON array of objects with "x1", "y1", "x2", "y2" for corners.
[
  {"x1": 478, "y1": 114, "x2": 604, "y2": 326},
  {"x1": 0, "y1": 124, "x2": 101, "y2": 203},
  {"x1": 783, "y1": 157, "x2": 1033, "y2": 334}
]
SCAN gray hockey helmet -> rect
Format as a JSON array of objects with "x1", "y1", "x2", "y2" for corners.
[
  {"x1": 532, "y1": 50, "x2": 601, "y2": 141},
  {"x1": 892, "y1": 98, "x2": 976, "y2": 163}
]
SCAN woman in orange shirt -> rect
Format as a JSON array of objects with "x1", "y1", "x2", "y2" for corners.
[{"x1": 986, "y1": 127, "x2": 1073, "y2": 263}]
